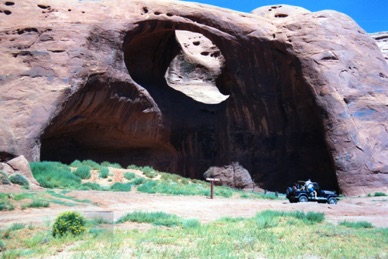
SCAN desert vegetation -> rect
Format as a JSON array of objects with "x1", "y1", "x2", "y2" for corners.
[
  {"x1": 0, "y1": 160, "x2": 387, "y2": 258},
  {"x1": 0, "y1": 209, "x2": 386, "y2": 258}
]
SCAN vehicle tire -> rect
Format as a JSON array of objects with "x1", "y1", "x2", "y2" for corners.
[
  {"x1": 298, "y1": 196, "x2": 308, "y2": 203},
  {"x1": 327, "y1": 197, "x2": 337, "y2": 205}
]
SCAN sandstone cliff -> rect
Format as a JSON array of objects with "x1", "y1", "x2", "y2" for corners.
[{"x1": 0, "y1": 0, "x2": 387, "y2": 195}]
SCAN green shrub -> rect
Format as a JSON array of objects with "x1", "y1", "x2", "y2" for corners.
[
  {"x1": 182, "y1": 219, "x2": 201, "y2": 229},
  {"x1": 23, "y1": 200, "x2": 50, "y2": 209},
  {"x1": 79, "y1": 160, "x2": 101, "y2": 170},
  {"x1": 373, "y1": 192, "x2": 387, "y2": 197},
  {"x1": 0, "y1": 201, "x2": 14, "y2": 211},
  {"x1": 110, "y1": 182, "x2": 132, "y2": 192},
  {"x1": 339, "y1": 221, "x2": 374, "y2": 229},
  {"x1": 130, "y1": 177, "x2": 146, "y2": 186},
  {"x1": 101, "y1": 161, "x2": 122, "y2": 169},
  {"x1": 81, "y1": 182, "x2": 103, "y2": 191},
  {"x1": 9, "y1": 173, "x2": 29, "y2": 189},
  {"x1": 124, "y1": 172, "x2": 136, "y2": 180},
  {"x1": 74, "y1": 166, "x2": 91, "y2": 179},
  {"x1": 142, "y1": 166, "x2": 158, "y2": 178},
  {"x1": 70, "y1": 160, "x2": 83, "y2": 168},
  {"x1": 98, "y1": 167, "x2": 109, "y2": 179},
  {"x1": 30, "y1": 161, "x2": 81, "y2": 189},
  {"x1": 52, "y1": 211, "x2": 87, "y2": 237},
  {"x1": 127, "y1": 164, "x2": 141, "y2": 170},
  {"x1": 117, "y1": 211, "x2": 182, "y2": 227},
  {"x1": 0, "y1": 170, "x2": 11, "y2": 185}
]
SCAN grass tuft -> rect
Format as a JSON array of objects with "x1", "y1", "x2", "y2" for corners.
[
  {"x1": 339, "y1": 220, "x2": 374, "y2": 228},
  {"x1": 74, "y1": 166, "x2": 91, "y2": 179},
  {"x1": 110, "y1": 182, "x2": 132, "y2": 192}
]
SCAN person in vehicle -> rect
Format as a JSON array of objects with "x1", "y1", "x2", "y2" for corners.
[{"x1": 305, "y1": 179, "x2": 317, "y2": 198}]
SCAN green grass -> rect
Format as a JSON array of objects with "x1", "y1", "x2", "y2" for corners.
[
  {"x1": 22, "y1": 200, "x2": 50, "y2": 209},
  {"x1": 117, "y1": 211, "x2": 183, "y2": 227},
  {"x1": 339, "y1": 220, "x2": 374, "y2": 229},
  {"x1": 30, "y1": 161, "x2": 81, "y2": 189},
  {"x1": 1, "y1": 210, "x2": 387, "y2": 258}
]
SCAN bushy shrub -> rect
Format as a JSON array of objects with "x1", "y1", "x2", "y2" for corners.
[
  {"x1": 30, "y1": 161, "x2": 81, "y2": 189},
  {"x1": 79, "y1": 160, "x2": 101, "y2": 170},
  {"x1": 373, "y1": 192, "x2": 387, "y2": 197},
  {"x1": 69, "y1": 160, "x2": 83, "y2": 168},
  {"x1": 142, "y1": 166, "x2": 158, "y2": 178},
  {"x1": 110, "y1": 182, "x2": 132, "y2": 192},
  {"x1": 124, "y1": 172, "x2": 136, "y2": 180},
  {"x1": 9, "y1": 173, "x2": 29, "y2": 189},
  {"x1": 0, "y1": 170, "x2": 11, "y2": 185},
  {"x1": 74, "y1": 166, "x2": 91, "y2": 179},
  {"x1": 81, "y1": 182, "x2": 103, "y2": 191},
  {"x1": 130, "y1": 177, "x2": 146, "y2": 186},
  {"x1": 98, "y1": 167, "x2": 109, "y2": 179},
  {"x1": 52, "y1": 211, "x2": 87, "y2": 237},
  {"x1": 101, "y1": 161, "x2": 122, "y2": 169},
  {"x1": 0, "y1": 201, "x2": 15, "y2": 211}
]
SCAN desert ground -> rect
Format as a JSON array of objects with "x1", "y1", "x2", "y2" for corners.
[{"x1": 1, "y1": 185, "x2": 387, "y2": 229}]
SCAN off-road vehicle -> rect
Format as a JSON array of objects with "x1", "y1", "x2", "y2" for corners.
[{"x1": 286, "y1": 181, "x2": 338, "y2": 204}]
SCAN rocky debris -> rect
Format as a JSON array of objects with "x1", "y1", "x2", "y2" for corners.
[
  {"x1": 0, "y1": 0, "x2": 387, "y2": 195},
  {"x1": 203, "y1": 162, "x2": 256, "y2": 190},
  {"x1": 0, "y1": 155, "x2": 40, "y2": 188},
  {"x1": 371, "y1": 32, "x2": 388, "y2": 62}
]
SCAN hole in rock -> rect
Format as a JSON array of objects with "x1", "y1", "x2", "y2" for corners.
[
  {"x1": 4, "y1": 10, "x2": 11, "y2": 15},
  {"x1": 37, "y1": 4, "x2": 49, "y2": 9},
  {"x1": 275, "y1": 13, "x2": 288, "y2": 18},
  {"x1": 5, "y1": 2, "x2": 14, "y2": 6},
  {"x1": 41, "y1": 23, "x2": 338, "y2": 193}
]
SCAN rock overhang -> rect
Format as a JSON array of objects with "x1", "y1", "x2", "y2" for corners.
[{"x1": 0, "y1": 0, "x2": 387, "y2": 195}]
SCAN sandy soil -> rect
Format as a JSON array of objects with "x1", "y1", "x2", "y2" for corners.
[{"x1": 1, "y1": 186, "x2": 387, "y2": 228}]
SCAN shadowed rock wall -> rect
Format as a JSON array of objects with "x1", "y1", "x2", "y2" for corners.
[{"x1": 0, "y1": 0, "x2": 387, "y2": 195}]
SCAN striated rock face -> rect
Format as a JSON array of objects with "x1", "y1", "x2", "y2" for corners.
[
  {"x1": 0, "y1": 0, "x2": 387, "y2": 195},
  {"x1": 371, "y1": 32, "x2": 388, "y2": 62}
]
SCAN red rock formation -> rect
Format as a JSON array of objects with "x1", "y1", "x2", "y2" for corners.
[{"x1": 0, "y1": 0, "x2": 387, "y2": 195}]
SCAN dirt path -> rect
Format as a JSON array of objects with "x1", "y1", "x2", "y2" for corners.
[{"x1": 1, "y1": 188, "x2": 387, "y2": 228}]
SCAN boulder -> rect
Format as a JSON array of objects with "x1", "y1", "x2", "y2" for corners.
[
  {"x1": 203, "y1": 162, "x2": 256, "y2": 190},
  {"x1": 0, "y1": 0, "x2": 387, "y2": 195},
  {"x1": 6, "y1": 155, "x2": 40, "y2": 187}
]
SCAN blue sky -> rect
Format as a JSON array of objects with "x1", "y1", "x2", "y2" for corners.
[{"x1": 181, "y1": 0, "x2": 387, "y2": 33}]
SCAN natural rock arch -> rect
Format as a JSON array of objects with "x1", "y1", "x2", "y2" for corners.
[
  {"x1": 40, "y1": 16, "x2": 338, "y2": 192},
  {"x1": 1, "y1": 0, "x2": 387, "y2": 195}
]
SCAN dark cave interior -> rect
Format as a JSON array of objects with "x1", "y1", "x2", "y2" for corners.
[{"x1": 40, "y1": 24, "x2": 339, "y2": 193}]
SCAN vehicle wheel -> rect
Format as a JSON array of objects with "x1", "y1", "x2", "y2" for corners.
[
  {"x1": 298, "y1": 196, "x2": 308, "y2": 203},
  {"x1": 328, "y1": 197, "x2": 337, "y2": 205}
]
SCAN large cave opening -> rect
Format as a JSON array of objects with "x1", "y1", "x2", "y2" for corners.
[{"x1": 40, "y1": 21, "x2": 339, "y2": 192}]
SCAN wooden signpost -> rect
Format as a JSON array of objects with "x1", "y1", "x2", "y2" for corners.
[{"x1": 206, "y1": 178, "x2": 220, "y2": 199}]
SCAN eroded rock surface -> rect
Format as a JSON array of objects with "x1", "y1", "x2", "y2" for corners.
[
  {"x1": 0, "y1": 0, "x2": 387, "y2": 195},
  {"x1": 203, "y1": 162, "x2": 257, "y2": 190}
]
